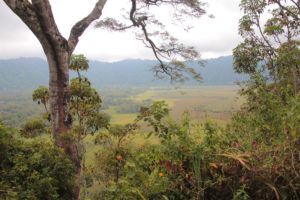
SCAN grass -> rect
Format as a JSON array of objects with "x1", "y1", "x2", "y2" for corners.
[
  {"x1": 104, "y1": 106, "x2": 137, "y2": 125},
  {"x1": 112, "y1": 85, "x2": 243, "y2": 125},
  {"x1": 0, "y1": 86, "x2": 242, "y2": 127}
]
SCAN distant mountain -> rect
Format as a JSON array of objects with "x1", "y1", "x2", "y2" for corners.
[{"x1": 0, "y1": 56, "x2": 248, "y2": 91}]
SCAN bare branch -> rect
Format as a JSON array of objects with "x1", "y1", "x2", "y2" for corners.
[
  {"x1": 68, "y1": 0, "x2": 108, "y2": 54},
  {"x1": 125, "y1": 0, "x2": 203, "y2": 81}
]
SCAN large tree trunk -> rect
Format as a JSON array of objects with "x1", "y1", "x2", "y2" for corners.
[
  {"x1": 3, "y1": 0, "x2": 108, "y2": 199},
  {"x1": 46, "y1": 50, "x2": 82, "y2": 199}
]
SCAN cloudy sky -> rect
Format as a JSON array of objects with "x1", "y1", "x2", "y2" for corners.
[{"x1": 0, "y1": 0, "x2": 242, "y2": 61}]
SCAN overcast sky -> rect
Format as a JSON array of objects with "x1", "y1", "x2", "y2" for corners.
[{"x1": 0, "y1": 0, "x2": 242, "y2": 61}]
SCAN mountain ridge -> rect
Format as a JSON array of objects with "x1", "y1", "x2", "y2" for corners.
[{"x1": 0, "y1": 55, "x2": 247, "y2": 91}]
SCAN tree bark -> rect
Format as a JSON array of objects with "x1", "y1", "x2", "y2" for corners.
[{"x1": 46, "y1": 50, "x2": 82, "y2": 199}]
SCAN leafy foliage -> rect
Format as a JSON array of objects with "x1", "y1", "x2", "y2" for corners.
[
  {"x1": 233, "y1": 0, "x2": 300, "y2": 95},
  {"x1": 70, "y1": 77, "x2": 109, "y2": 138},
  {"x1": 228, "y1": 1, "x2": 300, "y2": 198},
  {"x1": 20, "y1": 118, "x2": 48, "y2": 138},
  {"x1": 69, "y1": 54, "x2": 89, "y2": 72},
  {"x1": 69, "y1": 55, "x2": 109, "y2": 139},
  {"x1": 0, "y1": 121, "x2": 75, "y2": 200},
  {"x1": 32, "y1": 55, "x2": 109, "y2": 139},
  {"x1": 32, "y1": 86, "x2": 49, "y2": 113}
]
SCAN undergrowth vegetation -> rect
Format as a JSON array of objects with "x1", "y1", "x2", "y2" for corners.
[
  {"x1": 83, "y1": 89, "x2": 299, "y2": 199},
  {"x1": 0, "y1": 122, "x2": 75, "y2": 199}
]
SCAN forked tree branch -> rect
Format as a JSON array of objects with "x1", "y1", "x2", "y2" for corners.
[
  {"x1": 68, "y1": 0, "x2": 108, "y2": 54},
  {"x1": 31, "y1": 0, "x2": 68, "y2": 52}
]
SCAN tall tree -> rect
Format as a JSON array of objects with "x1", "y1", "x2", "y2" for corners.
[
  {"x1": 234, "y1": 0, "x2": 300, "y2": 96},
  {"x1": 2, "y1": 0, "x2": 206, "y2": 198}
]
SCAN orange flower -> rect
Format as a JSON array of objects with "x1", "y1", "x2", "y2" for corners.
[{"x1": 159, "y1": 172, "x2": 164, "y2": 177}]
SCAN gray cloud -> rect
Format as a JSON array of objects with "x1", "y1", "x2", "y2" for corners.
[
  {"x1": 0, "y1": 1, "x2": 44, "y2": 58},
  {"x1": 0, "y1": 0, "x2": 243, "y2": 60}
]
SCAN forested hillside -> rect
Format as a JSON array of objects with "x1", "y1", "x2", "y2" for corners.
[{"x1": 0, "y1": 56, "x2": 247, "y2": 91}]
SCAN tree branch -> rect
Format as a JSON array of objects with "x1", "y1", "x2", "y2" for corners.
[
  {"x1": 3, "y1": 0, "x2": 52, "y2": 51},
  {"x1": 68, "y1": 0, "x2": 108, "y2": 54},
  {"x1": 126, "y1": 0, "x2": 202, "y2": 82},
  {"x1": 273, "y1": 0, "x2": 299, "y2": 20},
  {"x1": 3, "y1": 0, "x2": 69, "y2": 57},
  {"x1": 31, "y1": 0, "x2": 68, "y2": 52}
]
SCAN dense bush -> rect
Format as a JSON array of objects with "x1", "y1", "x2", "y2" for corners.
[
  {"x1": 0, "y1": 122, "x2": 75, "y2": 200},
  {"x1": 85, "y1": 90, "x2": 299, "y2": 199},
  {"x1": 20, "y1": 118, "x2": 48, "y2": 138}
]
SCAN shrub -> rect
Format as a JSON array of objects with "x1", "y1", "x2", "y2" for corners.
[{"x1": 0, "y1": 122, "x2": 75, "y2": 200}]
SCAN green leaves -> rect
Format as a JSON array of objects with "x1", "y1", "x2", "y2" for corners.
[
  {"x1": 240, "y1": 0, "x2": 267, "y2": 15},
  {"x1": 70, "y1": 77, "x2": 101, "y2": 108},
  {"x1": 69, "y1": 54, "x2": 89, "y2": 72},
  {"x1": 69, "y1": 77, "x2": 107, "y2": 137},
  {"x1": 231, "y1": 2, "x2": 300, "y2": 197},
  {"x1": 239, "y1": 16, "x2": 254, "y2": 35},
  {"x1": 138, "y1": 101, "x2": 170, "y2": 138},
  {"x1": 20, "y1": 118, "x2": 47, "y2": 138},
  {"x1": 0, "y1": 125, "x2": 75, "y2": 200},
  {"x1": 32, "y1": 86, "x2": 49, "y2": 110},
  {"x1": 32, "y1": 54, "x2": 109, "y2": 138},
  {"x1": 236, "y1": 0, "x2": 300, "y2": 94},
  {"x1": 264, "y1": 17, "x2": 284, "y2": 36},
  {"x1": 233, "y1": 39, "x2": 263, "y2": 74}
]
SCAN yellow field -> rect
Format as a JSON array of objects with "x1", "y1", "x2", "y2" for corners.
[
  {"x1": 109, "y1": 86, "x2": 243, "y2": 125},
  {"x1": 105, "y1": 106, "x2": 137, "y2": 125}
]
